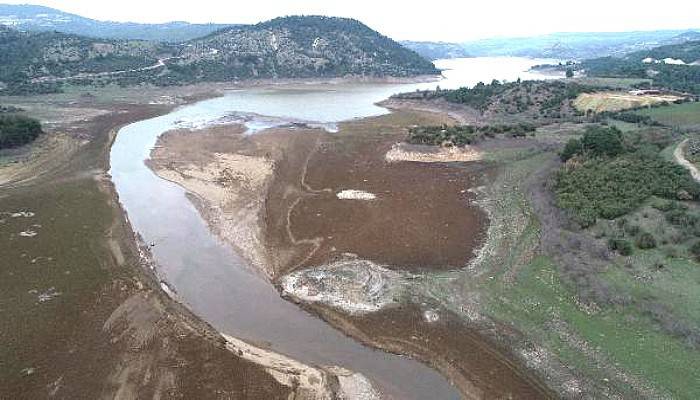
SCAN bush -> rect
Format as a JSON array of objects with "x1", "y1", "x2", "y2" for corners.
[
  {"x1": 407, "y1": 123, "x2": 536, "y2": 146},
  {"x1": 580, "y1": 126, "x2": 624, "y2": 158},
  {"x1": 561, "y1": 138, "x2": 583, "y2": 162},
  {"x1": 636, "y1": 232, "x2": 657, "y2": 249},
  {"x1": 0, "y1": 115, "x2": 43, "y2": 149},
  {"x1": 555, "y1": 153, "x2": 700, "y2": 226},
  {"x1": 690, "y1": 241, "x2": 700, "y2": 261},
  {"x1": 559, "y1": 126, "x2": 625, "y2": 162},
  {"x1": 609, "y1": 238, "x2": 634, "y2": 256}
]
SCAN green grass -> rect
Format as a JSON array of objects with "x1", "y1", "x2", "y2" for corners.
[
  {"x1": 445, "y1": 138, "x2": 700, "y2": 398},
  {"x1": 574, "y1": 77, "x2": 653, "y2": 89},
  {"x1": 487, "y1": 256, "x2": 700, "y2": 399},
  {"x1": 636, "y1": 102, "x2": 700, "y2": 129}
]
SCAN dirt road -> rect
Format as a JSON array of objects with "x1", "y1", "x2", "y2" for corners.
[{"x1": 674, "y1": 138, "x2": 700, "y2": 182}]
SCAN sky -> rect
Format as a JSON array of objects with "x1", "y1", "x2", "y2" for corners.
[{"x1": 4, "y1": 0, "x2": 700, "y2": 41}]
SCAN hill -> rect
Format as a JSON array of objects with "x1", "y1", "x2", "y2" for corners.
[
  {"x1": 580, "y1": 40, "x2": 700, "y2": 94},
  {"x1": 400, "y1": 41, "x2": 471, "y2": 60},
  {"x1": 0, "y1": 4, "x2": 231, "y2": 42},
  {"x1": 168, "y1": 16, "x2": 438, "y2": 81},
  {"x1": 0, "y1": 25, "x2": 168, "y2": 94},
  {"x1": 0, "y1": 16, "x2": 438, "y2": 94}
]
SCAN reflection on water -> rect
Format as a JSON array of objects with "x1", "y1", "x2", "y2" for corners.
[{"x1": 110, "y1": 57, "x2": 555, "y2": 400}]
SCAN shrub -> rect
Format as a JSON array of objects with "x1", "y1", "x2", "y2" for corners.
[
  {"x1": 689, "y1": 240, "x2": 700, "y2": 261},
  {"x1": 0, "y1": 115, "x2": 43, "y2": 149},
  {"x1": 580, "y1": 126, "x2": 624, "y2": 158},
  {"x1": 560, "y1": 138, "x2": 582, "y2": 162},
  {"x1": 690, "y1": 241, "x2": 700, "y2": 261},
  {"x1": 556, "y1": 153, "x2": 700, "y2": 226},
  {"x1": 609, "y1": 238, "x2": 634, "y2": 256},
  {"x1": 636, "y1": 232, "x2": 657, "y2": 249}
]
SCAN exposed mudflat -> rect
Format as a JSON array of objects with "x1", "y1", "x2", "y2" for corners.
[
  {"x1": 146, "y1": 107, "x2": 554, "y2": 398},
  {"x1": 287, "y1": 120, "x2": 488, "y2": 271},
  {"x1": 0, "y1": 89, "x2": 308, "y2": 400},
  {"x1": 309, "y1": 302, "x2": 555, "y2": 400}
]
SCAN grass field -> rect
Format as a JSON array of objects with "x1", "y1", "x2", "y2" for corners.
[
  {"x1": 488, "y1": 256, "x2": 700, "y2": 399},
  {"x1": 575, "y1": 77, "x2": 653, "y2": 89},
  {"x1": 636, "y1": 101, "x2": 700, "y2": 129},
  {"x1": 574, "y1": 92, "x2": 684, "y2": 113},
  {"x1": 419, "y1": 133, "x2": 700, "y2": 398}
]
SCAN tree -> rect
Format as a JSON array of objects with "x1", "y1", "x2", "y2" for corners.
[
  {"x1": 691, "y1": 241, "x2": 700, "y2": 261},
  {"x1": 636, "y1": 232, "x2": 657, "y2": 249},
  {"x1": 609, "y1": 238, "x2": 634, "y2": 256},
  {"x1": 581, "y1": 126, "x2": 624, "y2": 158},
  {"x1": 0, "y1": 115, "x2": 43, "y2": 149},
  {"x1": 561, "y1": 138, "x2": 583, "y2": 162},
  {"x1": 565, "y1": 68, "x2": 574, "y2": 78}
]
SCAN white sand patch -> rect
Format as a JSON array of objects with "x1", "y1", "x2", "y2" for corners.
[
  {"x1": 326, "y1": 367, "x2": 382, "y2": 400},
  {"x1": 663, "y1": 57, "x2": 686, "y2": 65},
  {"x1": 159, "y1": 281, "x2": 177, "y2": 298},
  {"x1": 29, "y1": 287, "x2": 61, "y2": 303},
  {"x1": 152, "y1": 152, "x2": 274, "y2": 276},
  {"x1": 224, "y1": 334, "x2": 382, "y2": 399},
  {"x1": 385, "y1": 142, "x2": 482, "y2": 163},
  {"x1": 6, "y1": 211, "x2": 35, "y2": 218},
  {"x1": 336, "y1": 190, "x2": 376, "y2": 201},
  {"x1": 423, "y1": 309, "x2": 440, "y2": 323}
]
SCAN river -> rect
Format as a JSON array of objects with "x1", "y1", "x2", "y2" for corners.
[{"x1": 109, "y1": 57, "x2": 557, "y2": 399}]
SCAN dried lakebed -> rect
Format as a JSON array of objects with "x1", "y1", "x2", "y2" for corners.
[
  {"x1": 144, "y1": 111, "x2": 548, "y2": 399},
  {"x1": 111, "y1": 59, "x2": 557, "y2": 399}
]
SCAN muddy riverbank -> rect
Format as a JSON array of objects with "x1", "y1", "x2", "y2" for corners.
[
  {"x1": 147, "y1": 106, "x2": 553, "y2": 399},
  {"x1": 0, "y1": 86, "x2": 312, "y2": 399}
]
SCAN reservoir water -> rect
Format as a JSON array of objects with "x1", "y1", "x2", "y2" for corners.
[{"x1": 109, "y1": 57, "x2": 556, "y2": 399}]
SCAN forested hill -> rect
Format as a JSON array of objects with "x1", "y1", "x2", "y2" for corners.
[
  {"x1": 624, "y1": 40, "x2": 700, "y2": 64},
  {"x1": 174, "y1": 16, "x2": 438, "y2": 81},
  {"x1": 0, "y1": 4, "x2": 230, "y2": 42},
  {"x1": 0, "y1": 26, "x2": 166, "y2": 94},
  {"x1": 0, "y1": 16, "x2": 438, "y2": 95},
  {"x1": 580, "y1": 40, "x2": 700, "y2": 95}
]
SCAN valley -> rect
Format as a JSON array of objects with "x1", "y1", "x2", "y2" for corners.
[{"x1": 2, "y1": 3, "x2": 700, "y2": 400}]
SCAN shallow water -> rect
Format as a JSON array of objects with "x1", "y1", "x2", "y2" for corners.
[{"x1": 110, "y1": 57, "x2": 556, "y2": 399}]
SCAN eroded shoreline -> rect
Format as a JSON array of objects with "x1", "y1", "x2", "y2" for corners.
[{"x1": 146, "y1": 105, "x2": 553, "y2": 399}]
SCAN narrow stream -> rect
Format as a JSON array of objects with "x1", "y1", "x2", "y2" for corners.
[{"x1": 109, "y1": 57, "x2": 556, "y2": 399}]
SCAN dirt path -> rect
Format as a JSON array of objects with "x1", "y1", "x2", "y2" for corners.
[{"x1": 674, "y1": 138, "x2": 700, "y2": 182}]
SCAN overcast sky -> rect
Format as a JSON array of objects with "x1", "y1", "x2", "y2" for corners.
[{"x1": 5, "y1": 0, "x2": 700, "y2": 41}]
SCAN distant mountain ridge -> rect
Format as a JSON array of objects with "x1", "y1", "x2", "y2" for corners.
[
  {"x1": 400, "y1": 41, "x2": 472, "y2": 60},
  {"x1": 0, "y1": 4, "x2": 231, "y2": 42},
  {"x1": 459, "y1": 30, "x2": 700, "y2": 60}
]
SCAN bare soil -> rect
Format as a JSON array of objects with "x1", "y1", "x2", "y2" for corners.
[
  {"x1": 307, "y1": 302, "x2": 555, "y2": 400},
  {"x1": 0, "y1": 86, "x2": 332, "y2": 400},
  {"x1": 147, "y1": 106, "x2": 555, "y2": 399}
]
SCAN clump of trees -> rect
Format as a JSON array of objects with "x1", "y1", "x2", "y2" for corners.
[
  {"x1": 407, "y1": 123, "x2": 535, "y2": 146},
  {"x1": 555, "y1": 126, "x2": 700, "y2": 227},
  {"x1": 560, "y1": 126, "x2": 624, "y2": 161},
  {"x1": 0, "y1": 115, "x2": 43, "y2": 149}
]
